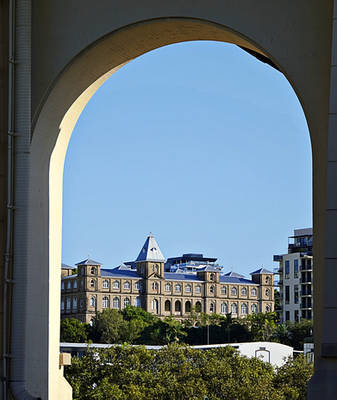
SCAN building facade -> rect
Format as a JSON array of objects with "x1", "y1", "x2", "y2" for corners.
[
  {"x1": 61, "y1": 235, "x2": 275, "y2": 323},
  {"x1": 274, "y1": 228, "x2": 313, "y2": 323}
]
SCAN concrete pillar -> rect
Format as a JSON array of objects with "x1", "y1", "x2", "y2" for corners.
[{"x1": 308, "y1": 1, "x2": 337, "y2": 398}]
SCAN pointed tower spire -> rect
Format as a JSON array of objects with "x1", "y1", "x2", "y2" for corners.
[{"x1": 136, "y1": 233, "x2": 165, "y2": 262}]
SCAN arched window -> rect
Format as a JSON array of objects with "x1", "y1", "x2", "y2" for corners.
[
  {"x1": 61, "y1": 299, "x2": 64, "y2": 310},
  {"x1": 241, "y1": 303, "x2": 248, "y2": 315},
  {"x1": 165, "y1": 283, "x2": 171, "y2": 291},
  {"x1": 152, "y1": 282, "x2": 158, "y2": 290},
  {"x1": 231, "y1": 303, "x2": 238, "y2": 314},
  {"x1": 175, "y1": 300, "x2": 181, "y2": 312},
  {"x1": 165, "y1": 300, "x2": 171, "y2": 312},
  {"x1": 210, "y1": 273, "x2": 214, "y2": 281},
  {"x1": 124, "y1": 297, "x2": 130, "y2": 308},
  {"x1": 113, "y1": 297, "x2": 120, "y2": 309},
  {"x1": 266, "y1": 305, "x2": 271, "y2": 312},
  {"x1": 90, "y1": 296, "x2": 95, "y2": 307},
  {"x1": 265, "y1": 276, "x2": 270, "y2": 284},
  {"x1": 251, "y1": 303, "x2": 258, "y2": 313},
  {"x1": 152, "y1": 299, "x2": 159, "y2": 313},
  {"x1": 210, "y1": 285, "x2": 214, "y2": 294},
  {"x1": 72, "y1": 297, "x2": 77, "y2": 309},
  {"x1": 91, "y1": 267, "x2": 96, "y2": 275},
  {"x1": 185, "y1": 284, "x2": 192, "y2": 293},
  {"x1": 195, "y1": 285, "x2": 201, "y2": 294},
  {"x1": 73, "y1": 280, "x2": 77, "y2": 289},
  {"x1": 134, "y1": 297, "x2": 141, "y2": 307},
  {"x1": 221, "y1": 285, "x2": 227, "y2": 295},
  {"x1": 90, "y1": 279, "x2": 95, "y2": 288},
  {"x1": 231, "y1": 287, "x2": 237, "y2": 296},
  {"x1": 185, "y1": 301, "x2": 191, "y2": 313},
  {"x1": 102, "y1": 296, "x2": 109, "y2": 308},
  {"x1": 210, "y1": 302, "x2": 215, "y2": 313},
  {"x1": 251, "y1": 288, "x2": 257, "y2": 296},
  {"x1": 175, "y1": 284, "x2": 181, "y2": 292},
  {"x1": 241, "y1": 287, "x2": 247, "y2": 296},
  {"x1": 113, "y1": 280, "x2": 120, "y2": 289},
  {"x1": 265, "y1": 289, "x2": 270, "y2": 296},
  {"x1": 221, "y1": 302, "x2": 228, "y2": 314},
  {"x1": 67, "y1": 281, "x2": 71, "y2": 289},
  {"x1": 152, "y1": 264, "x2": 158, "y2": 273},
  {"x1": 61, "y1": 281, "x2": 64, "y2": 290},
  {"x1": 195, "y1": 301, "x2": 202, "y2": 313},
  {"x1": 66, "y1": 298, "x2": 71, "y2": 310},
  {"x1": 124, "y1": 281, "x2": 131, "y2": 290},
  {"x1": 89, "y1": 319, "x2": 94, "y2": 327},
  {"x1": 102, "y1": 279, "x2": 109, "y2": 289}
]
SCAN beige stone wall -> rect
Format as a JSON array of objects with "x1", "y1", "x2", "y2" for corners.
[{"x1": 61, "y1": 269, "x2": 274, "y2": 321}]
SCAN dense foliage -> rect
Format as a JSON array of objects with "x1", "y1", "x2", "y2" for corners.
[
  {"x1": 65, "y1": 344, "x2": 313, "y2": 400},
  {"x1": 61, "y1": 307, "x2": 313, "y2": 350}
]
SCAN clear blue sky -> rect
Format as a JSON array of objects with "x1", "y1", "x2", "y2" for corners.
[{"x1": 62, "y1": 41, "x2": 312, "y2": 277}]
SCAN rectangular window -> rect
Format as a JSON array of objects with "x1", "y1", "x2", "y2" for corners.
[
  {"x1": 285, "y1": 286, "x2": 290, "y2": 304},
  {"x1": 294, "y1": 285, "x2": 299, "y2": 304},
  {"x1": 285, "y1": 311, "x2": 290, "y2": 321},
  {"x1": 285, "y1": 260, "x2": 290, "y2": 277},
  {"x1": 294, "y1": 259, "x2": 298, "y2": 276},
  {"x1": 295, "y1": 310, "x2": 299, "y2": 322}
]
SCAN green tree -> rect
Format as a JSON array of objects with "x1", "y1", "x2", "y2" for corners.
[
  {"x1": 60, "y1": 318, "x2": 89, "y2": 343},
  {"x1": 274, "y1": 355, "x2": 314, "y2": 400},
  {"x1": 90, "y1": 309, "x2": 128, "y2": 343},
  {"x1": 286, "y1": 319, "x2": 313, "y2": 350},
  {"x1": 244, "y1": 312, "x2": 278, "y2": 342},
  {"x1": 65, "y1": 344, "x2": 313, "y2": 400}
]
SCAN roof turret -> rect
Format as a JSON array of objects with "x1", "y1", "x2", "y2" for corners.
[
  {"x1": 75, "y1": 258, "x2": 102, "y2": 266},
  {"x1": 136, "y1": 233, "x2": 165, "y2": 262}
]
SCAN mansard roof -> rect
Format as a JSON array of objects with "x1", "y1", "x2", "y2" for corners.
[
  {"x1": 75, "y1": 258, "x2": 102, "y2": 266},
  {"x1": 223, "y1": 271, "x2": 245, "y2": 278},
  {"x1": 250, "y1": 268, "x2": 274, "y2": 275},
  {"x1": 136, "y1": 234, "x2": 165, "y2": 262},
  {"x1": 61, "y1": 263, "x2": 74, "y2": 270}
]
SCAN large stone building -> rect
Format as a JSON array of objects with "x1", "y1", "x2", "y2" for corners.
[
  {"x1": 274, "y1": 228, "x2": 313, "y2": 323},
  {"x1": 61, "y1": 234, "x2": 274, "y2": 323}
]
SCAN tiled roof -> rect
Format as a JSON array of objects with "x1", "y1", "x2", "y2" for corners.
[
  {"x1": 223, "y1": 271, "x2": 245, "y2": 278},
  {"x1": 136, "y1": 234, "x2": 165, "y2": 262},
  {"x1": 62, "y1": 274, "x2": 78, "y2": 280},
  {"x1": 61, "y1": 263, "x2": 74, "y2": 269},
  {"x1": 219, "y1": 276, "x2": 256, "y2": 285},
  {"x1": 250, "y1": 268, "x2": 273, "y2": 275},
  {"x1": 164, "y1": 272, "x2": 203, "y2": 282},
  {"x1": 75, "y1": 258, "x2": 102, "y2": 266},
  {"x1": 101, "y1": 267, "x2": 140, "y2": 279}
]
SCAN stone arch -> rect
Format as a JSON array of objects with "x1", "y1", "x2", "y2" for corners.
[{"x1": 24, "y1": 5, "x2": 331, "y2": 398}]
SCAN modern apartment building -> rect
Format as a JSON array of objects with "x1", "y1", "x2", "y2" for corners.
[
  {"x1": 274, "y1": 228, "x2": 313, "y2": 323},
  {"x1": 61, "y1": 234, "x2": 275, "y2": 323}
]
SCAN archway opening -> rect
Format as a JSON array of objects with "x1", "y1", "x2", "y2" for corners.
[{"x1": 29, "y1": 17, "x2": 314, "y2": 399}]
